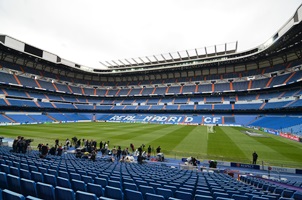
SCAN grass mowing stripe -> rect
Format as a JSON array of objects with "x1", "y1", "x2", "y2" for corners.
[
  {"x1": 249, "y1": 130, "x2": 302, "y2": 164},
  {"x1": 106, "y1": 125, "x2": 181, "y2": 151},
  {"x1": 221, "y1": 127, "x2": 287, "y2": 164},
  {"x1": 109, "y1": 124, "x2": 169, "y2": 140},
  {"x1": 149, "y1": 125, "x2": 197, "y2": 156},
  {"x1": 1, "y1": 123, "x2": 302, "y2": 168},
  {"x1": 171, "y1": 126, "x2": 208, "y2": 159},
  {"x1": 207, "y1": 126, "x2": 247, "y2": 162},
  {"x1": 233, "y1": 127, "x2": 302, "y2": 167}
]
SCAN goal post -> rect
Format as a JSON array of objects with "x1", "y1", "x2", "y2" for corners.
[{"x1": 207, "y1": 125, "x2": 216, "y2": 133}]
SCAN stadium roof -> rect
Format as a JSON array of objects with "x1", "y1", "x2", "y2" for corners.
[
  {"x1": 0, "y1": 3, "x2": 301, "y2": 75},
  {"x1": 100, "y1": 42, "x2": 238, "y2": 69}
]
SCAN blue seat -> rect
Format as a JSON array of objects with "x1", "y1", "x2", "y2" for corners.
[
  {"x1": 157, "y1": 188, "x2": 173, "y2": 200},
  {"x1": 10, "y1": 166, "x2": 20, "y2": 177},
  {"x1": 7, "y1": 174, "x2": 21, "y2": 193},
  {"x1": 57, "y1": 177, "x2": 71, "y2": 189},
  {"x1": 87, "y1": 183, "x2": 104, "y2": 197},
  {"x1": 0, "y1": 172, "x2": 8, "y2": 189},
  {"x1": 87, "y1": 172, "x2": 97, "y2": 179},
  {"x1": 58, "y1": 171, "x2": 69, "y2": 180},
  {"x1": 110, "y1": 176, "x2": 121, "y2": 182},
  {"x1": 163, "y1": 185, "x2": 177, "y2": 194},
  {"x1": 76, "y1": 191, "x2": 98, "y2": 200},
  {"x1": 261, "y1": 195, "x2": 278, "y2": 200},
  {"x1": 178, "y1": 187, "x2": 193, "y2": 194},
  {"x1": 227, "y1": 190, "x2": 240, "y2": 197},
  {"x1": 21, "y1": 178, "x2": 37, "y2": 197},
  {"x1": 95, "y1": 177, "x2": 108, "y2": 188},
  {"x1": 124, "y1": 182, "x2": 138, "y2": 191},
  {"x1": 274, "y1": 188, "x2": 285, "y2": 195},
  {"x1": 251, "y1": 197, "x2": 269, "y2": 200},
  {"x1": 175, "y1": 191, "x2": 192, "y2": 200},
  {"x1": 108, "y1": 180, "x2": 122, "y2": 189},
  {"x1": 99, "y1": 175, "x2": 109, "y2": 181},
  {"x1": 36, "y1": 182, "x2": 55, "y2": 200},
  {"x1": 82, "y1": 175, "x2": 93, "y2": 184},
  {"x1": 292, "y1": 192, "x2": 302, "y2": 200},
  {"x1": 196, "y1": 190, "x2": 211, "y2": 196},
  {"x1": 139, "y1": 185, "x2": 155, "y2": 198},
  {"x1": 105, "y1": 186, "x2": 124, "y2": 200},
  {"x1": 77, "y1": 170, "x2": 87, "y2": 176},
  {"x1": 47, "y1": 169, "x2": 57, "y2": 177},
  {"x1": 268, "y1": 186, "x2": 276, "y2": 193},
  {"x1": 281, "y1": 190, "x2": 294, "y2": 198},
  {"x1": 31, "y1": 172, "x2": 43, "y2": 183},
  {"x1": 38, "y1": 167, "x2": 47, "y2": 174},
  {"x1": 55, "y1": 186, "x2": 75, "y2": 200},
  {"x1": 124, "y1": 189, "x2": 143, "y2": 200},
  {"x1": 70, "y1": 173, "x2": 81, "y2": 181},
  {"x1": 136, "y1": 180, "x2": 148, "y2": 186},
  {"x1": 100, "y1": 197, "x2": 116, "y2": 200},
  {"x1": 145, "y1": 193, "x2": 165, "y2": 200},
  {"x1": 29, "y1": 166, "x2": 38, "y2": 172},
  {"x1": 2, "y1": 189, "x2": 25, "y2": 200},
  {"x1": 44, "y1": 174, "x2": 57, "y2": 186},
  {"x1": 232, "y1": 194, "x2": 249, "y2": 200},
  {"x1": 26, "y1": 195, "x2": 43, "y2": 200},
  {"x1": 195, "y1": 195, "x2": 213, "y2": 200},
  {"x1": 20, "y1": 164, "x2": 29, "y2": 171},
  {"x1": 149, "y1": 182, "x2": 161, "y2": 190},
  {"x1": 20, "y1": 169, "x2": 31, "y2": 180},
  {"x1": 1, "y1": 164, "x2": 10, "y2": 174},
  {"x1": 213, "y1": 192, "x2": 230, "y2": 199},
  {"x1": 72, "y1": 179, "x2": 87, "y2": 192}
]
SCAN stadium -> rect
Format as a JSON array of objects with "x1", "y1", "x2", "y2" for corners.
[{"x1": 0, "y1": 2, "x2": 302, "y2": 200}]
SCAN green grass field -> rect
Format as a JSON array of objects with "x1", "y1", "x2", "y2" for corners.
[{"x1": 0, "y1": 122, "x2": 302, "y2": 168}]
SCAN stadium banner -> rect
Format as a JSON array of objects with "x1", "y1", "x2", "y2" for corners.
[
  {"x1": 230, "y1": 162, "x2": 260, "y2": 170},
  {"x1": 263, "y1": 166, "x2": 296, "y2": 174},
  {"x1": 279, "y1": 133, "x2": 300, "y2": 142},
  {"x1": 107, "y1": 114, "x2": 203, "y2": 124},
  {"x1": 264, "y1": 129, "x2": 279, "y2": 135},
  {"x1": 296, "y1": 169, "x2": 302, "y2": 174},
  {"x1": 216, "y1": 161, "x2": 231, "y2": 167},
  {"x1": 202, "y1": 116, "x2": 222, "y2": 124}
]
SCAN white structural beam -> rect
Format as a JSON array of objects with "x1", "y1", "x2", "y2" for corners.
[
  {"x1": 112, "y1": 60, "x2": 120, "y2": 67},
  {"x1": 186, "y1": 50, "x2": 190, "y2": 59},
  {"x1": 138, "y1": 57, "x2": 145, "y2": 64},
  {"x1": 169, "y1": 53, "x2": 174, "y2": 61},
  {"x1": 161, "y1": 54, "x2": 166, "y2": 62},
  {"x1": 105, "y1": 61, "x2": 113, "y2": 66},
  {"x1": 99, "y1": 62, "x2": 108, "y2": 67},
  {"x1": 177, "y1": 51, "x2": 182, "y2": 60},
  {"x1": 118, "y1": 59, "x2": 126, "y2": 66},
  {"x1": 146, "y1": 56, "x2": 152, "y2": 63},
  {"x1": 132, "y1": 58, "x2": 139, "y2": 65}
]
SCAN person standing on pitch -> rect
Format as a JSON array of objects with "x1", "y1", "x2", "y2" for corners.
[{"x1": 252, "y1": 151, "x2": 258, "y2": 164}]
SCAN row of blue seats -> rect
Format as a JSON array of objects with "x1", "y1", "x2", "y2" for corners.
[
  {"x1": 2, "y1": 88, "x2": 300, "y2": 103},
  {"x1": 240, "y1": 176, "x2": 302, "y2": 200},
  {"x1": 1, "y1": 99, "x2": 301, "y2": 114},
  {"x1": 1, "y1": 60, "x2": 301, "y2": 87},
  {"x1": 1, "y1": 72, "x2": 302, "y2": 95},
  {"x1": 0, "y1": 147, "x2": 301, "y2": 200}
]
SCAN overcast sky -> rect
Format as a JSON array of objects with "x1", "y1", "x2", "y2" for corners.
[{"x1": 0, "y1": 0, "x2": 301, "y2": 69}]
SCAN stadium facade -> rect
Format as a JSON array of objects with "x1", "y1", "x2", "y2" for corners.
[{"x1": 0, "y1": 4, "x2": 302, "y2": 139}]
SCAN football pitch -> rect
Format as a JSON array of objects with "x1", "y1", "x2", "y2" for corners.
[{"x1": 0, "y1": 122, "x2": 302, "y2": 168}]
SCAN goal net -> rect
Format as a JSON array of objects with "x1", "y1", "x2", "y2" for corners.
[{"x1": 207, "y1": 125, "x2": 215, "y2": 133}]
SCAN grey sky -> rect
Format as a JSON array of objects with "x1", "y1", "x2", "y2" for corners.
[{"x1": 0, "y1": 0, "x2": 301, "y2": 69}]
